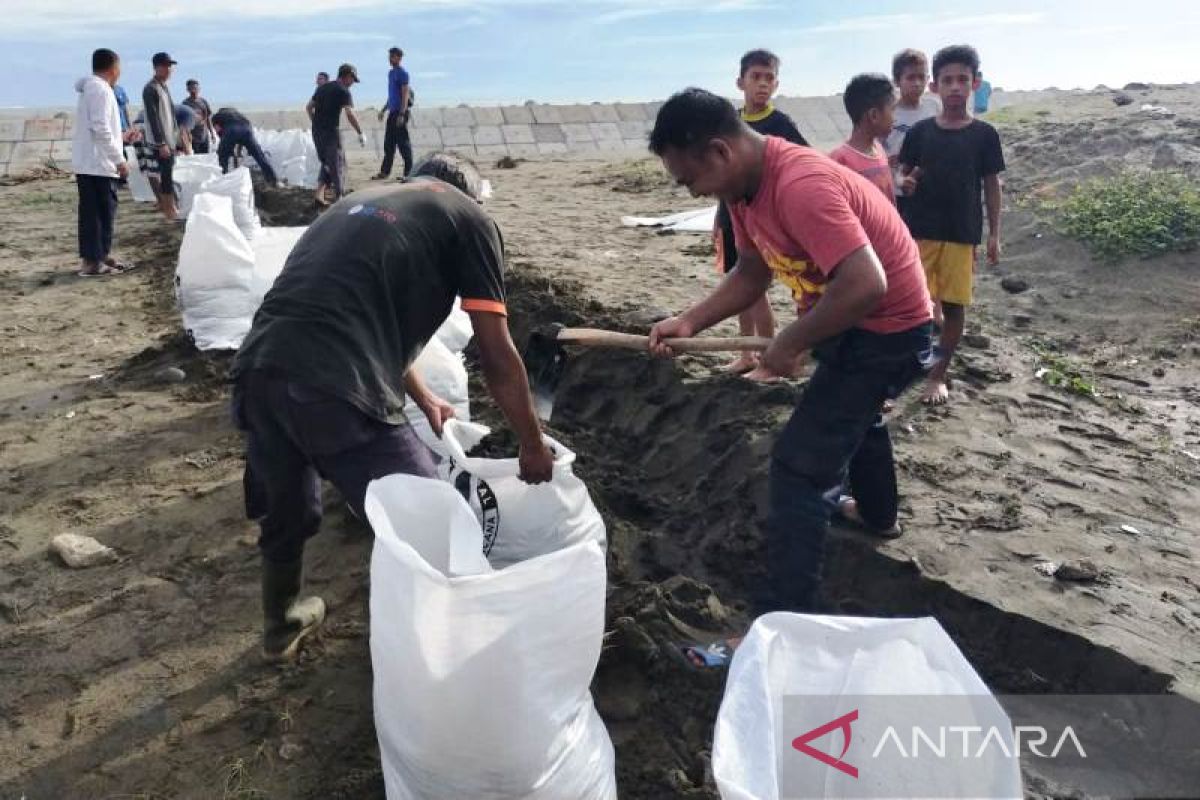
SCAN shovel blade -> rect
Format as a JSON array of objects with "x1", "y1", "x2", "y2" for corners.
[{"x1": 523, "y1": 329, "x2": 568, "y2": 421}]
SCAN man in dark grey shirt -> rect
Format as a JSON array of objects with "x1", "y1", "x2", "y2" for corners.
[
  {"x1": 142, "y1": 51, "x2": 179, "y2": 220},
  {"x1": 182, "y1": 79, "x2": 216, "y2": 154}
]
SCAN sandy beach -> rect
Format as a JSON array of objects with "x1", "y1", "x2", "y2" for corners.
[{"x1": 1, "y1": 83, "x2": 1199, "y2": 798}]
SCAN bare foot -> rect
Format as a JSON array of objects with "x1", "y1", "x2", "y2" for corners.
[
  {"x1": 920, "y1": 379, "x2": 949, "y2": 405},
  {"x1": 881, "y1": 399, "x2": 895, "y2": 414},
  {"x1": 743, "y1": 365, "x2": 782, "y2": 383},
  {"x1": 838, "y1": 496, "x2": 863, "y2": 524},
  {"x1": 723, "y1": 353, "x2": 759, "y2": 374}
]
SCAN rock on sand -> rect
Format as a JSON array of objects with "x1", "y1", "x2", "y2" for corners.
[{"x1": 51, "y1": 533, "x2": 118, "y2": 568}]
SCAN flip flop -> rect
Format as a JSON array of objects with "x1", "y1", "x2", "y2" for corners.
[
  {"x1": 679, "y1": 640, "x2": 735, "y2": 669},
  {"x1": 78, "y1": 264, "x2": 125, "y2": 278},
  {"x1": 104, "y1": 259, "x2": 138, "y2": 272}
]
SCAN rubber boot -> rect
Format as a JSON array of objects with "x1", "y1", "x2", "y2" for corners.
[{"x1": 262, "y1": 557, "x2": 326, "y2": 662}]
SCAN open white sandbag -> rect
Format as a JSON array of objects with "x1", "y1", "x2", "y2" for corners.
[
  {"x1": 366, "y1": 474, "x2": 616, "y2": 800},
  {"x1": 437, "y1": 420, "x2": 606, "y2": 568},
  {"x1": 435, "y1": 298, "x2": 473, "y2": 354},
  {"x1": 124, "y1": 146, "x2": 157, "y2": 202},
  {"x1": 713, "y1": 613, "x2": 1022, "y2": 800},
  {"x1": 621, "y1": 205, "x2": 716, "y2": 233},
  {"x1": 177, "y1": 194, "x2": 257, "y2": 350},
  {"x1": 198, "y1": 167, "x2": 260, "y2": 239},
  {"x1": 401, "y1": 338, "x2": 470, "y2": 458}
]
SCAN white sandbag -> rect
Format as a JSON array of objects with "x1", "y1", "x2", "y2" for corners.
[
  {"x1": 124, "y1": 146, "x2": 157, "y2": 202},
  {"x1": 401, "y1": 338, "x2": 470, "y2": 458},
  {"x1": 712, "y1": 613, "x2": 1022, "y2": 800},
  {"x1": 248, "y1": 225, "x2": 307, "y2": 302},
  {"x1": 621, "y1": 205, "x2": 716, "y2": 233},
  {"x1": 255, "y1": 128, "x2": 319, "y2": 188},
  {"x1": 177, "y1": 193, "x2": 257, "y2": 350},
  {"x1": 198, "y1": 167, "x2": 260, "y2": 239},
  {"x1": 438, "y1": 420, "x2": 606, "y2": 568},
  {"x1": 365, "y1": 473, "x2": 616, "y2": 800},
  {"x1": 172, "y1": 155, "x2": 223, "y2": 217},
  {"x1": 435, "y1": 298, "x2": 472, "y2": 353}
]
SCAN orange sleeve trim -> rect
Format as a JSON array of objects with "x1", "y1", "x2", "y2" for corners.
[{"x1": 461, "y1": 298, "x2": 508, "y2": 316}]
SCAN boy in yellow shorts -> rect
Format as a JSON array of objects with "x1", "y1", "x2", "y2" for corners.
[{"x1": 899, "y1": 44, "x2": 1004, "y2": 404}]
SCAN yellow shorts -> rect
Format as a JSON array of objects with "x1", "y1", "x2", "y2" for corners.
[{"x1": 917, "y1": 240, "x2": 976, "y2": 306}]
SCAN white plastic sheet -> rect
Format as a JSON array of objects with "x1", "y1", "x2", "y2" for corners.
[
  {"x1": 621, "y1": 205, "x2": 717, "y2": 233},
  {"x1": 437, "y1": 420, "x2": 606, "y2": 568},
  {"x1": 124, "y1": 146, "x2": 157, "y2": 202},
  {"x1": 712, "y1": 613, "x2": 1022, "y2": 800},
  {"x1": 365, "y1": 472, "x2": 616, "y2": 800}
]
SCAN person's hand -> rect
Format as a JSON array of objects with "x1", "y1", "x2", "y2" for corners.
[
  {"x1": 157, "y1": 144, "x2": 171, "y2": 159},
  {"x1": 518, "y1": 439, "x2": 555, "y2": 484},
  {"x1": 117, "y1": 162, "x2": 130, "y2": 179},
  {"x1": 887, "y1": 153, "x2": 899, "y2": 168},
  {"x1": 900, "y1": 166, "x2": 922, "y2": 196},
  {"x1": 358, "y1": 132, "x2": 368, "y2": 147},
  {"x1": 761, "y1": 340, "x2": 808, "y2": 378},
  {"x1": 417, "y1": 393, "x2": 457, "y2": 436},
  {"x1": 986, "y1": 232, "x2": 1001, "y2": 266},
  {"x1": 648, "y1": 315, "x2": 696, "y2": 358}
]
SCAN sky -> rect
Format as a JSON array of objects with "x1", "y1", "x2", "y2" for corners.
[{"x1": 3, "y1": 0, "x2": 1199, "y2": 110}]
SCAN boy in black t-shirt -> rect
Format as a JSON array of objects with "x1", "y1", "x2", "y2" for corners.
[
  {"x1": 899, "y1": 44, "x2": 1004, "y2": 405},
  {"x1": 713, "y1": 49, "x2": 809, "y2": 381}
]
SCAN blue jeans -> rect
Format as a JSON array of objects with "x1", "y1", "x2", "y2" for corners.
[
  {"x1": 762, "y1": 323, "x2": 933, "y2": 613},
  {"x1": 218, "y1": 123, "x2": 278, "y2": 185}
]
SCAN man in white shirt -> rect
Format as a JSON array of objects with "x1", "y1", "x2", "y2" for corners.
[{"x1": 72, "y1": 48, "x2": 137, "y2": 277}]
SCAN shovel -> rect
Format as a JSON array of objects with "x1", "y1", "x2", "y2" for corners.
[{"x1": 524, "y1": 324, "x2": 771, "y2": 420}]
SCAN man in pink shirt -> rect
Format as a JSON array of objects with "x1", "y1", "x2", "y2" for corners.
[{"x1": 648, "y1": 88, "x2": 933, "y2": 616}]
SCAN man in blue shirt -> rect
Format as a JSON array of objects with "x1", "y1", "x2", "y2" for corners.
[{"x1": 372, "y1": 46, "x2": 413, "y2": 179}]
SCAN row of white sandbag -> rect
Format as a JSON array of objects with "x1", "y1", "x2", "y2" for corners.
[{"x1": 366, "y1": 420, "x2": 1022, "y2": 800}]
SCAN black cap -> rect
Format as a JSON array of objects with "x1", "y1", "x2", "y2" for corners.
[
  {"x1": 338, "y1": 63, "x2": 360, "y2": 83},
  {"x1": 152, "y1": 52, "x2": 177, "y2": 67}
]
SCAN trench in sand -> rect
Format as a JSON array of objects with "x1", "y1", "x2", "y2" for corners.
[{"x1": 463, "y1": 274, "x2": 1185, "y2": 798}]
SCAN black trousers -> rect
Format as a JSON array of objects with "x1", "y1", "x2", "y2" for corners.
[
  {"x1": 379, "y1": 111, "x2": 413, "y2": 177},
  {"x1": 218, "y1": 124, "x2": 278, "y2": 185},
  {"x1": 233, "y1": 370, "x2": 437, "y2": 563},
  {"x1": 76, "y1": 174, "x2": 118, "y2": 263}
]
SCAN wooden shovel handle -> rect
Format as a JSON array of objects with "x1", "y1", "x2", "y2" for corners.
[{"x1": 555, "y1": 327, "x2": 771, "y2": 353}]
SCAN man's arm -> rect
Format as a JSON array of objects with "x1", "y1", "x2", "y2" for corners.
[
  {"x1": 649, "y1": 250, "x2": 772, "y2": 353},
  {"x1": 142, "y1": 84, "x2": 168, "y2": 149},
  {"x1": 305, "y1": 99, "x2": 316, "y2": 122},
  {"x1": 345, "y1": 107, "x2": 363, "y2": 135},
  {"x1": 179, "y1": 126, "x2": 192, "y2": 155},
  {"x1": 399, "y1": 84, "x2": 410, "y2": 123},
  {"x1": 470, "y1": 311, "x2": 554, "y2": 483},
  {"x1": 760, "y1": 245, "x2": 887, "y2": 374},
  {"x1": 983, "y1": 173, "x2": 1002, "y2": 265},
  {"x1": 403, "y1": 368, "x2": 455, "y2": 435}
]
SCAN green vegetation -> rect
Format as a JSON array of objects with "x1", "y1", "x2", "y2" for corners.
[
  {"x1": 1031, "y1": 342, "x2": 1097, "y2": 397},
  {"x1": 1056, "y1": 170, "x2": 1200, "y2": 260}
]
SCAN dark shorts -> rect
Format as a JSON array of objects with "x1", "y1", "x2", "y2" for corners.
[
  {"x1": 714, "y1": 200, "x2": 737, "y2": 273},
  {"x1": 233, "y1": 370, "x2": 437, "y2": 562},
  {"x1": 156, "y1": 154, "x2": 175, "y2": 197}
]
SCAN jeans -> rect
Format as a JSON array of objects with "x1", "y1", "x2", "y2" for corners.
[
  {"x1": 762, "y1": 323, "x2": 933, "y2": 613},
  {"x1": 76, "y1": 174, "x2": 118, "y2": 262},
  {"x1": 312, "y1": 127, "x2": 345, "y2": 199},
  {"x1": 218, "y1": 124, "x2": 277, "y2": 185},
  {"x1": 379, "y1": 110, "x2": 413, "y2": 177},
  {"x1": 233, "y1": 370, "x2": 436, "y2": 563}
]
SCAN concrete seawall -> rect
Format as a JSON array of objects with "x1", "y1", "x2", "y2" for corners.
[{"x1": 0, "y1": 90, "x2": 1046, "y2": 176}]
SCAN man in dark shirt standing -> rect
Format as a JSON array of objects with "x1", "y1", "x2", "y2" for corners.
[
  {"x1": 182, "y1": 79, "x2": 216, "y2": 154},
  {"x1": 307, "y1": 63, "x2": 366, "y2": 205},
  {"x1": 211, "y1": 107, "x2": 278, "y2": 185},
  {"x1": 231, "y1": 152, "x2": 554, "y2": 661},
  {"x1": 372, "y1": 47, "x2": 413, "y2": 180}
]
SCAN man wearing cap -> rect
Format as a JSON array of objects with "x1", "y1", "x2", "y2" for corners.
[
  {"x1": 231, "y1": 151, "x2": 554, "y2": 661},
  {"x1": 142, "y1": 52, "x2": 180, "y2": 220},
  {"x1": 309, "y1": 63, "x2": 366, "y2": 205},
  {"x1": 212, "y1": 107, "x2": 278, "y2": 185},
  {"x1": 371, "y1": 47, "x2": 413, "y2": 180}
]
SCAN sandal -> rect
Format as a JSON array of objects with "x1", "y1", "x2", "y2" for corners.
[
  {"x1": 104, "y1": 258, "x2": 138, "y2": 272},
  {"x1": 78, "y1": 263, "x2": 126, "y2": 278}
]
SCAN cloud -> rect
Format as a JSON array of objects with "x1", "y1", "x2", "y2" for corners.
[
  {"x1": 590, "y1": 0, "x2": 775, "y2": 26},
  {"x1": 415, "y1": 71, "x2": 452, "y2": 80}
]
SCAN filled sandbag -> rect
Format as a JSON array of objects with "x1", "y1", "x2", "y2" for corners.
[
  {"x1": 176, "y1": 193, "x2": 257, "y2": 350},
  {"x1": 712, "y1": 614, "x2": 1022, "y2": 800},
  {"x1": 401, "y1": 338, "x2": 470, "y2": 458},
  {"x1": 437, "y1": 420, "x2": 606, "y2": 568},
  {"x1": 198, "y1": 167, "x2": 260, "y2": 239},
  {"x1": 365, "y1": 472, "x2": 616, "y2": 800},
  {"x1": 435, "y1": 298, "x2": 472, "y2": 354},
  {"x1": 248, "y1": 225, "x2": 307, "y2": 302},
  {"x1": 173, "y1": 157, "x2": 223, "y2": 217}
]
